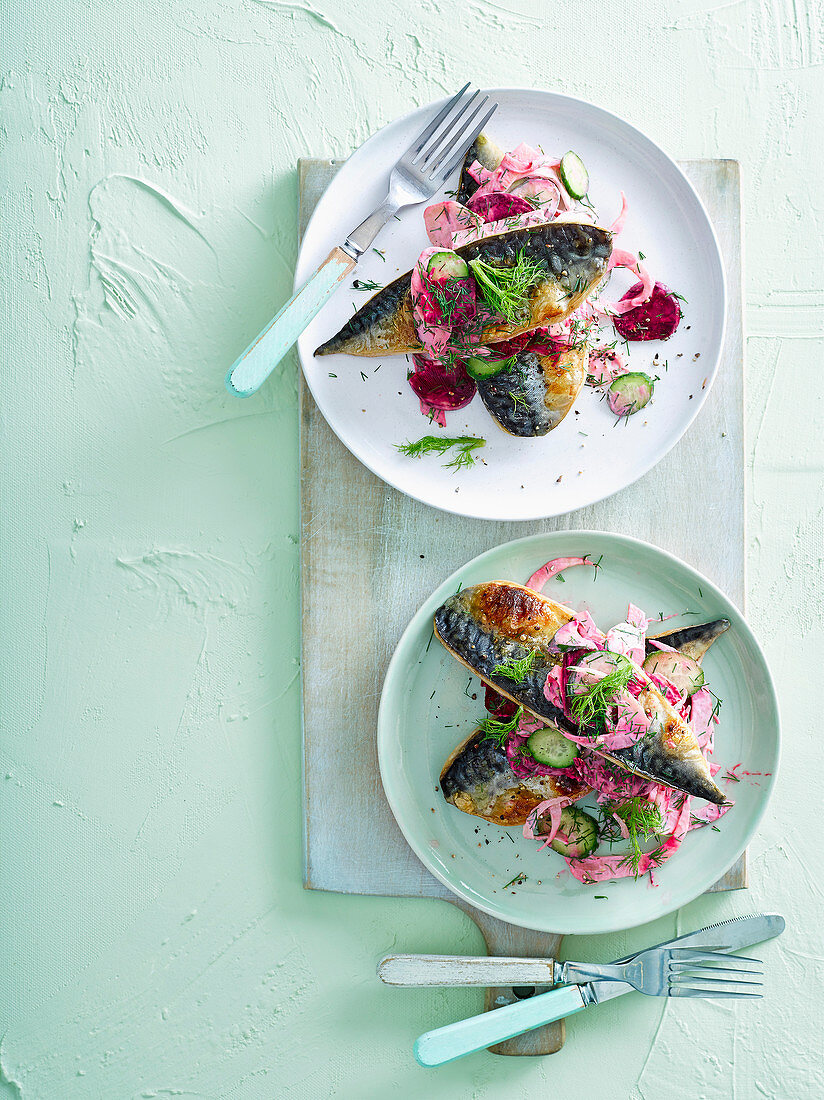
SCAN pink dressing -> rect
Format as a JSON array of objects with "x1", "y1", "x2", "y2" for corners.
[
  {"x1": 609, "y1": 191, "x2": 629, "y2": 235},
  {"x1": 601, "y1": 249, "x2": 655, "y2": 315},
  {"x1": 423, "y1": 201, "x2": 484, "y2": 248},
  {"x1": 587, "y1": 345, "x2": 627, "y2": 386},
  {"x1": 525, "y1": 556, "x2": 597, "y2": 593}
]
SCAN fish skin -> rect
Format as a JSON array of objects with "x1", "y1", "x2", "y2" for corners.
[
  {"x1": 434, "y1": 582, "x2": 727, "y2": 805},
  {"x1": 314, "y1": 220, "x2": 612, "y2": 357},
  {"x1": 433, "y1": 583, "x2": 577, "y2": 733},
  {"x1": 440, "y1": 728, "x2": 589, "y2": 825},
  {"x1": 455, "y1": 132, "x2": 505, "y2": 205},
  {"x1": 440, "y1": 616, "x2": 730, "y2": 825},
  {"x1": 646, "y1": 619, "x2": 731, "y2": 663},
  {"x1": 477, "y1": 344, "x2": 587, "y2": 437}
]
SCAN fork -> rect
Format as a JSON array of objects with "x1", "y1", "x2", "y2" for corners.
[
  {"x1": 226, "y1": 83, "x2": 498, "y2": 398},
  {"x1": 379, "y1": 946, "x2": 764, "y2": 998}
]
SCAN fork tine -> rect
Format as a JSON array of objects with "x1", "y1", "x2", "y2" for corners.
[
  {"x1": 669, "y1": 987, "x2": 763, "y2": 999},
  {"x1": 417, "y1": 90, "x2": 481, "y2": 170},
  {"x1": 671, "y1": 974, "x2": 763, "y2": 990},
  {"x1": 669, "y1": 961, "x2": 763, "y2": 977},
  {"x1": 436, "y1": 103, "x2": 498, "y2": 182},
  {"x1": 406, "y1": 83, "x2": 471, "y2": 160},
  {"x1": 427, "y1": 96, "x2": 491, "y2": 176}
]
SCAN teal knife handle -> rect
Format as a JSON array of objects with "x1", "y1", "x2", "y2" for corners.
[
  {"x1": 225, "y1": 245, "x2": 356, "y2": 398},
  {"x1": 414, "y1": 984, "x2": 587, "y2": 1068}
]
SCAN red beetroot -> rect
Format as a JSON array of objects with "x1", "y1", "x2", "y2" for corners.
[
  {"x1": 465, "y1": 191, "x2": 533, "y2": 222},
  {"x1": 484, "y1": 684, "x2": 519, "y2": 719},
  {"x1": 613, "y1": 281, "x2": 682, "y2": 341},
  {"x1": 408, "y1": 355, "x2": 476, "y2": 412}
]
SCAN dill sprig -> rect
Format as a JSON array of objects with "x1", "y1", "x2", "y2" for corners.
[
  {"x1": 353, "y1": 278, "x2": 382, "y2": 292},
  {"x1": 492, "y1": 650, "x2": 537, "y2": 683},
  {"x1": 609, "y1": 797, "x2": 664, "y2": 876},
  {"x1": 479, "y1": 705, "x2": 524, "y2": 745},
  {"x1": 395, "y1": 435, "x2": 485, "y2": 471},
  {"x1": 469, "y1": 251, "x2": 546, "y2": 324},
  {"x1": 568, "y1": 652, "x2": 634, "y2": 732},
  {"x1": 503, "y1": 872, "x2": 528, "y2": 889}
]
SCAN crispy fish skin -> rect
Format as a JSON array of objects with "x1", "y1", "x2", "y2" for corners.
[
  {"x1": 440, "y1": 728, "x2": 589, "y2": 825},
  {"x1": 455, "y1": 132, "x2": 505, "y2": 205},
  {"x1": 314, "y1": 220, "x2": 613, "y2": 357},
  {"x1": 434, "y1": 582, "x2": 727, "y2": 805},
  {"x1": 646, "y1": 619, "x2": 731, "y2": 663},
  {"x1": 440, "y1": 617, "x2": 732, "y2": 824},
  {"x1": 477, "y1": 344, "x2": 587, "y2": 437},
  {"x1": 433, "y1": 583, "x2": 576, "y2": 733}
]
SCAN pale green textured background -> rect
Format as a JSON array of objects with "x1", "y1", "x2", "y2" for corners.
[{"x1": 1, "y1": 1, "x2": 823, "y2": 1097}]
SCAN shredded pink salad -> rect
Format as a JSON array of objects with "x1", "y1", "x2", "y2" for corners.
[
  {"x1": 401, "y1": 138, "x2": 686, "y2": 425},
  {"x1": 485, "y1": 557, "x2": 735, "y2": 886}
]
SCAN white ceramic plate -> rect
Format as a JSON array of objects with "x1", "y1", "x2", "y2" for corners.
[
  {"x1": 296, "y1": 90, "x2": 726, "y2": 521},
  {"x1": 377, "y1": 532, "x2": 779, "y2": 935}
]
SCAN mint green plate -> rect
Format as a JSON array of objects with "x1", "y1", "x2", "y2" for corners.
[{"x1": 377, "y1": 532, "x2": 780, "y2": 935}]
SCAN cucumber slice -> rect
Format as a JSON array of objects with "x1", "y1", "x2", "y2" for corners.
[
  {"x1": 548, "y1": 807, "x2": 599, "y2": 859},
  {"x1": 607, "y1": 372, "x2": 654, "y2": 417},
  {"x1": 464, "y1": 354, "x2": 516, "y2": 381},
  {"x1": 526, "y1": 727, "x2": 579, "y2": 768},
  {"x1": 643, "y1": 651, "x2": 705, "y2": 696},
  {"x1": 559, "y1": 151, "x2": 589, "y2": 200},
  {"x1": 426, "y1": 251, "x2": 469, "y2": 281}
]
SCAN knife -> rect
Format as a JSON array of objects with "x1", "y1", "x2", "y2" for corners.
[{"x1": 412, "y1": 914, "x2": 784, "y2": 1067}]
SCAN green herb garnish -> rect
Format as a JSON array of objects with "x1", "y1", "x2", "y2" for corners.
[
  {"x1": 492, "y1": 650, "x2": 538, "y2": 683},
  {"x1": 353, "y1": 278, "x2": 382, "y2": 291},
  {"x1": 479, "y1": 705, "x2": 524, "y2": 745},
  {"x1": 568, "y1": 652, "x2": 634, "y2": 732},
  {"x1": 468, "y1": 251, "x2": 546, "y2": 324},
  {"x1": 610, "y1": 797, "x2": 664, "y2": 876},
  {"x1": 503, "y1": 872, "x2": 528, "y2": 889},
  {"x1": 395, "y1": 435, "x2": 485, "y2": 471}
]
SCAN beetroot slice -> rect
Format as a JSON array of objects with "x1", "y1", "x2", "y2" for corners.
[
  {"x1": 484, "y1": 684, "x2": 519, "y2": 719},
  {"x1": 408, "y1": 355, "x2": 476, "y2": 412},
  {"x1": 479, "y1": 331, "x2": 534, "y2": 359},
  {"x1": 465, "y1": 190, "x2": 533, "y2": 222},
  {"x1": 612, "y1": 281, "x2": 682, "y2": 341}
]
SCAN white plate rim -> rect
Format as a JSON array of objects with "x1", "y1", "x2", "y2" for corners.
[
  {"x1": 377, "y1": 530, "x2": 780, "y2": 935},
  {"x1": 296, "y1": 88, "x2": 728, "y2": 522}
]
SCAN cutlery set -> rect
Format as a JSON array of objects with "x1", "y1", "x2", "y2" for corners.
[{"x1": 378, "y1": 914, "x2": 784, "y2": 1066}]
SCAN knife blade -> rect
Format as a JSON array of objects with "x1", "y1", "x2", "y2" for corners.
[{"x1": 616, "y1": 912, "x2": 785, "y2": 962}]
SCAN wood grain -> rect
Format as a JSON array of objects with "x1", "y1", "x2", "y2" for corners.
[{"x1": 299, "y1": 158, "x2": 745, "y2": 1056}]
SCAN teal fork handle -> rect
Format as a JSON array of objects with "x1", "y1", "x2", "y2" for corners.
[
  {"x1": 225, "y1": 245, "x2": 356, "y2": 398},
  {"x1": 414, "y1": 983, "x2": 587, "y2": 1067}
]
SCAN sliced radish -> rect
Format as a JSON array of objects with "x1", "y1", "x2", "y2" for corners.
[{"x1": 508, "y1": 176, "x2": 561, "y2": 210}]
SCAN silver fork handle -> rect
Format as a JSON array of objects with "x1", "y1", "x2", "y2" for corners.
[
  {"x1": 378, "y1": 954, "x2": 559, "y2": 987},
  {"x1": 344, "y1": 196, "x2": 400, "y2": 258}
]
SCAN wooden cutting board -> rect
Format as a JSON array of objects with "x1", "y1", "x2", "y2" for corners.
[{"x1": 299, "y1": 159, "x2": 745, "y2": 1056}]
